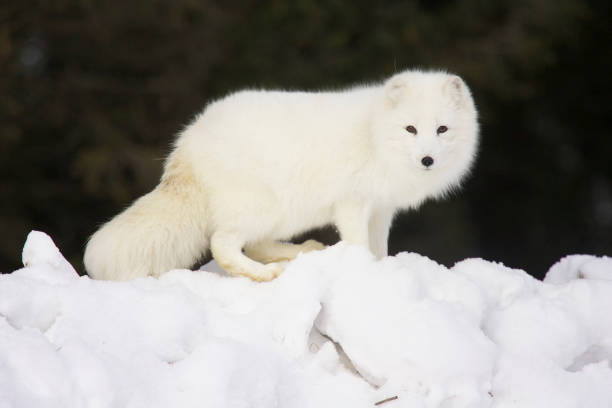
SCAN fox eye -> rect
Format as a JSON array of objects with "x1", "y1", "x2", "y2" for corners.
[
  {"x1": 437, "y1": 125, "x2": 448, "y2": 134},
  {"x1": 405, "y1": 125, "x2": 417, "y2": 134}
]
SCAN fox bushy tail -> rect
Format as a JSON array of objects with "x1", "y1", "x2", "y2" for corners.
[{"x1": 84, "y1": 159, "x2": 208, "y2": 280}]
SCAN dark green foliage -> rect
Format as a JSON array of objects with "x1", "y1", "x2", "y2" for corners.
[{"x1": 1, "y1": 0, "x2": 610, "y2": 277}]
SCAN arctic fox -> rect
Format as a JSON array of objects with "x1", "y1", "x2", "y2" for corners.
[{"x1": 84, "y1": 70, "x2": 479, "y2": 281}]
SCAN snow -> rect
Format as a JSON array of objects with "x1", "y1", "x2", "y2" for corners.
[
  {"x1": 545, "y1": 254, "x2": 612, "y2": 283},
  {"x1": 1, "y1": 231, "x2": 611, "y2": 408}
]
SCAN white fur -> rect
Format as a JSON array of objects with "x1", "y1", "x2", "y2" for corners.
[{"x1": 84, "y1": 70, "x2": 479, "y2": 281}]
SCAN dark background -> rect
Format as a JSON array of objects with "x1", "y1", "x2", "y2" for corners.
[{"x1": 2, "y1": 0, "x2": 610, "y2": 279}]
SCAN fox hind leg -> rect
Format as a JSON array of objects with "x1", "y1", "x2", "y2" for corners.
[
  {"x1": 244, "y1": 239, "x2": 325, "y2": 264},
  {"x1": 210, "y1": 231, "x2": 284, "y2": 281}
]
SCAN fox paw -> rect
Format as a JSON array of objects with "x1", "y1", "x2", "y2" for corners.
[
  {"x1": 299, "y1": 239, "x2": 326, "y2": 253},
  {"x1": 249, "y1": 262, "x2": 285, "y2": 282}
]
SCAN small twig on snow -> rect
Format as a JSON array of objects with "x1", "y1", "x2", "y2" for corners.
[{"x1": 374, "y1": 395, "x2": 398, "y2": 406}]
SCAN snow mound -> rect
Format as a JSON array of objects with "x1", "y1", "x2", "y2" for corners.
[
  {"x1": 545, "y1": 254, "x2": 612, "y2": 283},
  {"x1": 0, "y1": 231, "x2": 611, "y2": 408}
]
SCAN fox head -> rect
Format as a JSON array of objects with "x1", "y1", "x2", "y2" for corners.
[{"x1": 371, "y1": 70, "x2": 479, "y2": 201}]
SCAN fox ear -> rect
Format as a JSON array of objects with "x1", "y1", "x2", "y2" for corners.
[
  {"x1": 384, "y1": 75, "x2": 406, "y2": 106},
  {"x1": 445, "y1": 75, "x2": 467, "y2": 106}
]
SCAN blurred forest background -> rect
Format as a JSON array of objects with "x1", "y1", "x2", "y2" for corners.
[{"x1": 1, "y1": 0, "x2": 610, "y2": 279}]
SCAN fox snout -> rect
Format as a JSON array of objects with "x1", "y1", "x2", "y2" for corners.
[{"x1": 421, "y1": 156, "x2": 434, "y2": 168}]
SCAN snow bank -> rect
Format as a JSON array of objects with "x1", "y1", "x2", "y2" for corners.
[{"x1": 1, "y1": 231, "x2": 611, "y2": 408}]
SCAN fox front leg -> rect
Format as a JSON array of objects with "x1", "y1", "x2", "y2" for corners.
[
  {"x1": 368, "y1": 207, "x2": 395, "y2": 259},
  {"x1": 333, "y1": 199, "x2": 371, "y2": 250}
]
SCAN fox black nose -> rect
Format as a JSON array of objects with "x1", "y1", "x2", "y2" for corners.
[{"x1": 421, "y1": 156, "x2": 434, "y2": 167}]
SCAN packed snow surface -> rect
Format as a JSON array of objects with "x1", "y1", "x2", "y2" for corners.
[{"x1": 1, "y1": 231, "x2": 612, "y2": 408}]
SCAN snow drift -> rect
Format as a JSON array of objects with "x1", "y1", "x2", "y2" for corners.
[{"x1": 1, "y1": 231, "x2": 611, "y2": 408}]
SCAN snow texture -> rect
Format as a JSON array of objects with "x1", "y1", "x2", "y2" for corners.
[{"x1": 1, "y1": 230, "x2": 611, "y2": 408}]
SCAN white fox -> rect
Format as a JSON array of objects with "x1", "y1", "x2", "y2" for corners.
[{"x1": 84, "y1": 70, "x2": 479, "y2": 281}]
